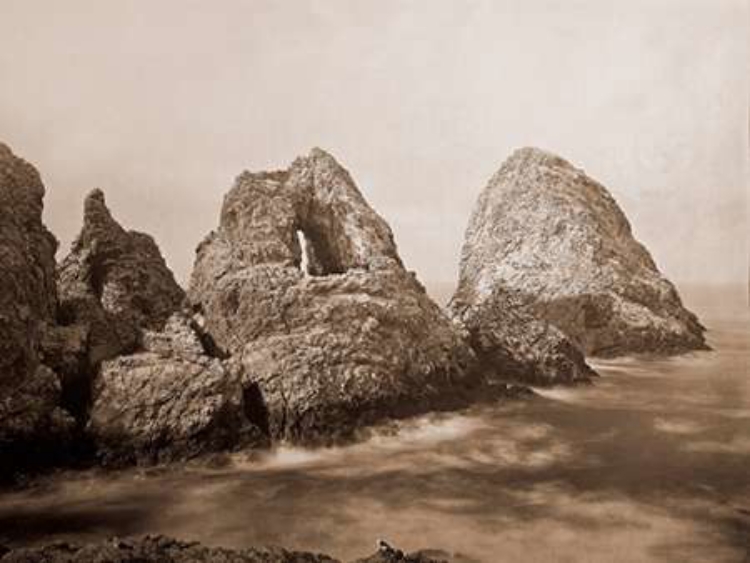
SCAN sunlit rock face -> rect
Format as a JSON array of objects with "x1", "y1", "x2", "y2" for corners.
[
  {"x1": 189, "y1": 148, "x2": 479, "y2": 444},
  {"x1": 0, "y1": 143, "x2": 74, "y2": 473},
  {"x1": 453, "y1": 147, "x2": 708, "y2": 358}
]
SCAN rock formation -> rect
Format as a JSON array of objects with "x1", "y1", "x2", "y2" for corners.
[
  {"x1": 452, "y1": 147, "x2": 708, "y2": 357},
  {"x1": 57, "y1": 189, "x2": 186, "y2": 367},
  {"x1": 49, "y1": 190, "x2": 264, "y2": 464},
  {"x1": 189, "y1": 148, "x2": 480, "y2": 444},
  {"x1": 0, "y1": 143, "x2": 74, "y2": 476},
  {"x1": 0, "y1": 535, "x2": 450, "y2": 562},
  {"x1": 87, "y1": 314, "x2": 267, "y2": 465}
]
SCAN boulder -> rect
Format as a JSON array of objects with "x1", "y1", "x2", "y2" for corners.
[
  {"x1": 452, "y1": 285, "x2": 596, "y2": 386},
  {"x1": 452, "y1": 147, "x2": 708, "y2": 357},
  {"x1": 189, "y1": 148, "x2": 480, "y2": 444},
  {"x1": 0, "y1": 143, "x2": 73, "y2": 476},
  {"x1": 86, "y1": 314, "x2": 267, "y2": 465}
]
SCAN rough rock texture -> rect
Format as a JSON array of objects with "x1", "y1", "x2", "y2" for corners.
[
  {"x1": 0, "y1": 536, "x2": 338, "y2": 563},
  {"x1": 0, "y1": 143, "x2": 74, "y2": 475},
  {"x1": 86, "y1": 314, "x2": 267, "y2": 465},
  {"x1": 452, "y1": 147, "x2": 708, "y2": 357},
  {"x1": 51, "y1": 189, "x2": 187, "y2": 430},
  {"x1": 453, "y1": 286, "x2": 596, "y2": 386},
  {"x1": 57, "y1": 189, "x2": 185, "y2": 368},
  {"x1": 0, "y1": 536, "x2": 452, "y2": 563},
  {"x1": 189, "y1": 148, "x2": 479, "y2": 444}
]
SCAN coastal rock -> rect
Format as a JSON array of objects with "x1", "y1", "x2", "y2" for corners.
[
  {"x1": 0, "y1": 535, "x2": 338, "y2": 563},
  {"x1": 452, "y1": 147, "x2": 708, "y2": 357},
  {"x1": 189, "y1": 148, "x2": 479, "y2": 443},
  {"x1": 0, "y1": 143, "x2": 73, "y2": 475},
  {"x1": 57, "y1": 189, "x2": 185, "y2": 367},
  {"x1": 86, "y1": 314, "x2": 267, "y2": 465}
]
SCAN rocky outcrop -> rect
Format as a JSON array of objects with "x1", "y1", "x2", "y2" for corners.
[
  {"x1": 86, "y1": 314, "x2": 267, "y2": 465},
  {"x1": 49, "y1": 191, "x2": 263, "y2": 464},
  {"x1": 0, "y1": 143, "x2": 74, "y2": 476},
  {"x1": 452, "y1": 147, "x2": 708, "y2": 357},
  {"x1": 189, "y1": 148, "x2": 480, "y2": 444},
  {"x1": 57, "y1": 189, "x2": 185, "y2": 366},
  {"x1": 0, "y1": 536, "x2": 450, "y2": 563},
  {"x1": 0, "y1": 536, "x2": 337, "y2": 563},
  {"x1": 51, "y1": 189, "x2": 187, "y2": 430}
]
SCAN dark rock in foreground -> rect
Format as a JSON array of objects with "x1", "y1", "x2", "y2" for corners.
[
  {"x1": 0, "y1": 536, "x2": 451, "y2": 563},
  {"x1": 189, "y1": 148, "x2": 480, "y2": 444},
  {"x1": 0, "y1": 143, "x2": 74, "y2": 476},
  {"x1": 452, "y1": 147, "x2": 707, "y2": 357}
]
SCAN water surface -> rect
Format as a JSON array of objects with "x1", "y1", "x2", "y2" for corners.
[{"x1": 1, "y1": 286, "x2": 748, "y2": 562}]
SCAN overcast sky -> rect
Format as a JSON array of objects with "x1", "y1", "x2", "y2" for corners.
[{"x1": 1, "y1": 0, "x2": 747, "y2": 289}]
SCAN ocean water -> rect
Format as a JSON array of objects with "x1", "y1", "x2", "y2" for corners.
[{"x1": 0, "y1": 285, "x2": 748, "y2": 562}]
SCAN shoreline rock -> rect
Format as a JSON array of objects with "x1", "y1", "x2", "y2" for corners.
[{"x1": 0, "y1": 535, "x2": 453, "y2": 563}]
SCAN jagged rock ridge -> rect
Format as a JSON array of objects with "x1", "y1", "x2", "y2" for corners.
[
  {"x1": 51, "y1": 189, "x2": 264, "y2": 464},
  {"x1": 452, "y1": 147, "x2": 708, "y2": 357}
]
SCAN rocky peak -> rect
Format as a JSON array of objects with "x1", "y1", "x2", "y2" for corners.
[
  {"x1": 59, "y1": 188, "x2": 185, "y2": 335},
  {"x1": 210, "y1": 148, "x2": 401, "y2": 277},
  {"x1": 453, "y1": 147, "x2": 707, "y2": 357}
]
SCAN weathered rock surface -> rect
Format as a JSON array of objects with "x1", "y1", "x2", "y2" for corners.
[
  {"x1": 57, "y1": 189, "x2": 185, "y2": 367},
  {"x1": 453, "y1": 285, "x2": 596, "y2": 386},
  {"x1": 189, "y1": 148, "x2": 480, "y2": 443},
  {"x1": 0, "y1": 143, "x2": 74, "y2": 475},
  {"x1": 0, "y1": 536, "x2": 338, "y2": 563},
  {"x1": 452, "y1": 147, "x2": 708, "y2": 357},
  {"x1": 50, "y1": 189, "x2": 188, "y2": 437},
  {"x1": 86, "y1": 314, "x2": 267, "y2": 465},
  {"x1": 0, "y1": 536, "x2": 452, "y2": 563}
]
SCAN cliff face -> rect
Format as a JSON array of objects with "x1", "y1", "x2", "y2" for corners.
[
  {"x1": 453, "y1": 147, "x2": 708, "y2": 357},
  {"x1": 0, "y1": 143, "x2": 74, "y2": 471},
  {"x1": 189, "y1": 149, "x2": 479, "y2": 443}
]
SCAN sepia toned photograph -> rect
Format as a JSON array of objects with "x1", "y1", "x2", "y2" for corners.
[{"x1": 0, "y1": 1, "x2": 748, "y2": 561}]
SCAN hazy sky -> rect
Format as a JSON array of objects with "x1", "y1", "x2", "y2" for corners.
[{"x1": 1, "y1": 0, "x2": 747, "y2": 288}]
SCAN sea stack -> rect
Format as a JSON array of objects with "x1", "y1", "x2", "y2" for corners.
[
  {"x1": 452, "y1": 147, "x2": 708, "y2": 357},
  {"x1": 188, "y1": 148, "x2": 479, "y2": 443}
]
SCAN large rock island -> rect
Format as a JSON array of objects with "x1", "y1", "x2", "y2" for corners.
[
  {"x1": 452, "y1": 147, "x2": 708, "y2": 357},
  {"x1": 188, "y1": 148, "x2": 481, "y2": 444}
]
